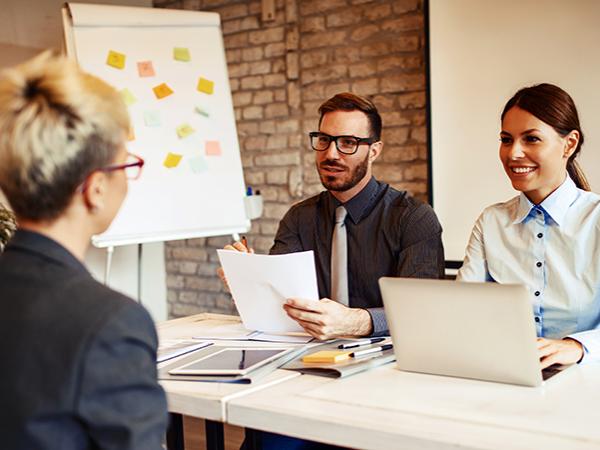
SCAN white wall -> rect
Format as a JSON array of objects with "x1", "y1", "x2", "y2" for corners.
[{"x1": 1, "y1": 0, "x2": 167, "y2": 321}]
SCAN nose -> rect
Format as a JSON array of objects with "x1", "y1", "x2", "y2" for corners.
[
  {"x1": 507, "y1": 142, "x2": 526, "y2": 159},
  {"x1": 324, "y1": 139, "x2": 341, "y2": 160}
]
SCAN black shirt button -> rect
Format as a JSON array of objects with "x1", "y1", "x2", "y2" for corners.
[
  {"x1": 536, "y1": 262, "x2": 542, "y2": 267},
  {"x1": 537, "y1": 233, "x2": 543, "y2": 238},
  {"x1": 535, "y1": 291, "x2": 540, "y2": 296},
  {"x1": 535, "y1": 317, "x2": 540, "y2": 322}
]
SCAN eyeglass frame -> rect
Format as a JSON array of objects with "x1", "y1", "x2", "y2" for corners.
[
  {"x1": 79, "y1": 152, "x2": 145, "y2": 193},
  {"x1": 308, "y1": 131, "x2": 378, "y2": 155}
]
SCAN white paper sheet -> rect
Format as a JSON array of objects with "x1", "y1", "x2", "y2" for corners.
[{"x1": 217, "y1": 250, "x2": 320, "y2": 333}]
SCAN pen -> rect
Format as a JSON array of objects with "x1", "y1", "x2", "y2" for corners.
[
  {"x1": 241, "y1": 236, "x2": 248, "y2": 249},
  {"x1": 337, "y1": 337, "x2": 385, "y2": 349},
  {"x1": 350, "y1": 344, "x2": 393, "y2": 358}
]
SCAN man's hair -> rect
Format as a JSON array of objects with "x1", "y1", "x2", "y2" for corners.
[
  {"x1": 318, "y1": 92, "x2": 382, "y2": 140},
  {"x1": 0, "y1": 51, "x2": 130, "y2": 221}
]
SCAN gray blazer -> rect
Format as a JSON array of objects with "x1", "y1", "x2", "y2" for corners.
[{"x1": 0, "y1": 230, "x2": 168, "y2": 449}]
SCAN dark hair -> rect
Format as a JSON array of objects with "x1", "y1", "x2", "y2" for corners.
[
  {"x1": 501, "y1": 83, "x2": 590, "y2": 191},
  {"x1": 318, "y1": 92, "x2": 382, "y2": 141}
]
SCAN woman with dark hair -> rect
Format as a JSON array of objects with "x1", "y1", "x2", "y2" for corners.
[{"x1": 458, "y1": 83, "x2": 600, "y2": 367}]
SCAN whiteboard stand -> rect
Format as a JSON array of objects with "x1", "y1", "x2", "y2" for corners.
[
  {"x1": 104, "y1": 245, "x2": 114, "y2": 284},
  {"x1": 137, "y1": 243, "x2": 143, "y2": 303}
]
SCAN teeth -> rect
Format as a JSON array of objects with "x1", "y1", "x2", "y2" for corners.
[{"x1": 512, "y1": 167, "x2": 536, "y2": 174}]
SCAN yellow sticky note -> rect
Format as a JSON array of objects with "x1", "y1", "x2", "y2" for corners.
[
  {"x1": 106, "y1": 50, "x2": 126, "y2": 69},
  {"x1": 302, "y1": 350, "x2": 351, "y2": 363},
  {"x1": 163, "y1": 152, "x2": 183, "y2": 168},
  {"x1": 120, "y1": 88, "x2": 137, "y2": 106},
  {"x1": 197, "y1": 77, "x2": 214, "y2": 95},
  {"x1": 137, "y1": 61, "x2": 155, "y2": 77},
  {"x1": 176, "y1": 123, "x2": 195, "y2": 139},
  {"x1": 173, "y1": 47, "x2": 191, "y2": 62},
  {"x1": 205, "y1": 140, "x2": 222, "y2": 156},
  {"x1": 153, "y1": 83, "x2": 174, "y2": 100}
]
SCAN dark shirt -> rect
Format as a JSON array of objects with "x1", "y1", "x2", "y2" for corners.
[
  {"x1": 270, "y1": 177, "x2": 445, "y2": 335},
  {"x1": 0, "y1": 230, "x2": 168, "y2": 450}
]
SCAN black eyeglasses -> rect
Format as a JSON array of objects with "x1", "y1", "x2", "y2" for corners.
[{"x1": 309, "y1": 132, "x2": 376, "y2": 155}]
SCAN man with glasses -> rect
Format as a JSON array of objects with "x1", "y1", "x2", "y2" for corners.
[{"x1": 227, "y1": 92, "x2": 445, "y2": 340}]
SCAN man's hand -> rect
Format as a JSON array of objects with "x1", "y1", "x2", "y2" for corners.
[
  {"x1": 283, "y1": 297, "x2": 373, "y2": 340},
  {"x1": 216, "y1": 241, "x2": 254, "y2": 292},
  {"x1": 537, "y1": 337, "x2": 584, "y2": 369}
]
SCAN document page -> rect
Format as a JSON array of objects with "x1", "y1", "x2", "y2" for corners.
[{"x1": 217, "y1": 250, "x2": 319, "y2": 333}]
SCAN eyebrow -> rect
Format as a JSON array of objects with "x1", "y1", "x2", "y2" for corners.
[{"x1": 500, "y1": 128, "x2": 540, "y2": 136}]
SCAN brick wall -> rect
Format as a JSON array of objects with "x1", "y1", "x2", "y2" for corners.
[{"x1": 153, "y1": 0, "x2": 427, "y2": 318}]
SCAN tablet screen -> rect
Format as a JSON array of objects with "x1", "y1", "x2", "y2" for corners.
[{"x1": 169, "y1": 348, "x2": 289, "y2": 375}]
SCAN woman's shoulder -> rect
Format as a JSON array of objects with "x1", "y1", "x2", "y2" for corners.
[{"x1": 477, "y1": 195, "x2": 520, "y2": 223}]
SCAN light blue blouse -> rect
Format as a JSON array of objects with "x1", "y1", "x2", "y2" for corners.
[{"x1": 458, "y1": 176, "x2": 600, "y2": 362}]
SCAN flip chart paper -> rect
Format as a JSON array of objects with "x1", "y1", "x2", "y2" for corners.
[
  {"x1": 176, "y1": 123, "x2": 195, "y2": 139},
  {"x1": 137, "y1": 60, "x2": 155, "y2": 77},
  {"x1": 120, "y1": 88, "x2": 137, "y2": 106},
  {"x1": 205, "y1": 140, "x2": 222, "y2": 156},
  {"x1": 163, "y1": 152, "x2": 183, "y2": 168},
  {"x1": 197, "y1": 77, "x2": 214, "y2": 94},
  {"x1": 106, "y1": 50, "x2": 125, "y2": 69},
  {"x1": 143, "y1": 110, "x2": 161, "y2": 127},
  {"x1": 153, "y1": 83, "x2": 174, "y2": 99},
  {"x1": 217, "y1": 250, "x2": 319, "y2": 333},
  {"x1": 173, "y1": 47, "x2": 191, "y2": 62}
]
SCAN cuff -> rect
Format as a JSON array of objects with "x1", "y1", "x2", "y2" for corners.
[
  {"x1": 567, "y1": 329, "x2": 600, "y2": 364},
  {"x1": 365, "y1": 307, "x2": 389, "y2": 337}
]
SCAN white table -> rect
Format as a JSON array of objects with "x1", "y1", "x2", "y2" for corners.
[
  {"x1": 157, "y1": 313, "x2": 301, "y2": 450},
  {"x1": 227, "y1": 362, "x2": 600, "y2": 450}
]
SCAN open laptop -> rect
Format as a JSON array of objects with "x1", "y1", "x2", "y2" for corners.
[{"x1": 379, "y1": 277, "x2": 573, "y2": 387}]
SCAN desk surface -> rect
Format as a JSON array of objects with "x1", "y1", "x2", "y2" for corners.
[
  {"x1": 227, "y1": 363, "x2": 600, "y2": 450},
  {"x1": 156, "y1": 313, "x2": 300, "y2": 421}
]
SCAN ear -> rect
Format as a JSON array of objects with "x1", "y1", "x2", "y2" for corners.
[
  {"x1": 563, "y1": 130, "x2": 580, "y2": 159},
  {"x1": 82, "y1": 171, "x2": 108, "y2": 213},
  {"x1": 368, "y1": 141, "x2": 383, "y2": 163}
]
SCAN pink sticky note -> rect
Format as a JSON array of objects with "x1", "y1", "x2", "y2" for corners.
[
  {"x1": 137, "y1": 61, "x2": 155, "y2": 77},
  {"x1": 205, "y1": 140, "x2": 222, "y2": 156}
]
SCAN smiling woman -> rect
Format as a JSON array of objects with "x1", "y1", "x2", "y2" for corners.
[{"x1": 457, "y1": 83, "x2": 600, "y2": 369}]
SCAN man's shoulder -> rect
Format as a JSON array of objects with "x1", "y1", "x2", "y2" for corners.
[
  {"x1": 283, "y1": 191, "x2": 327, "y2": 219},
  {"x1": 381, "y1": 184, "x2": 435, "y2": 215}
]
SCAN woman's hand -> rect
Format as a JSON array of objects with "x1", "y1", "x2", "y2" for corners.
[{"x1": 537, "y1": 337, "x2": 584, "y2": 369}]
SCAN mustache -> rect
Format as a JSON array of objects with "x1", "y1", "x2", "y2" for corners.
[{"x1": 319, "y1": 160, "x2": 347, "y2": 170}]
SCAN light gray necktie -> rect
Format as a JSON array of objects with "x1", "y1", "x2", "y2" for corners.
[{"x1": 331, "y1": 205, "x2": 349, "y2": 306}]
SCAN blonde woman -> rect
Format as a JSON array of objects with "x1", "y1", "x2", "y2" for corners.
[{"x1": 0, "y1": 52, "x2": 167, "y2": 449}]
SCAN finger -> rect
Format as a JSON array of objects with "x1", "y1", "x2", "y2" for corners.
[
  {"x1": 295, "y1": 319, "x2": 329, "y2": 341},
  {"x1": 537, "y1": 338, "x2": 552, "y2": 350},
  {"x1": 232, "y1": 241, "x2": 249, "y2": 252},
  {"x1": 538, "y1": 344, "x2": 557, "y2": 360},
  {"x1": 540, "y1": 353, "x2": 561, "y2": 370},
  {"x1": 284, "y1": 304, "x2": 324, "y2": 325},
  {"x1": 285, "y1": 297, "x2": 322, "y2": 312}
]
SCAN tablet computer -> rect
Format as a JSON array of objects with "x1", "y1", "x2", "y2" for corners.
[{"x1": 168, "y1": 347, "x2": 293, "y2": 376}]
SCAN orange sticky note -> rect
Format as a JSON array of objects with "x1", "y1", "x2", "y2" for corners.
[
  {"x1": 106, "y1": 50, "x2": 126, "y2": 69},
  {"x1": 153, "y1": 83, "x2": 174, "y2": 100},
  {"x1": 173, "y1": 47, "x2": 191, "y2": 62},
  {"x1": 127, "y1": 127, "x2": 135, "y2": 142},
  {"x1": 137, "y1": 61, "x2": 155, "y2": 77},
  {"x1": 163, "y1": 152, "x2": 183, "y2": 168},
  {"x1": 205, "y1": 140, "x2": 222, "y2": 156},
  {"x1": 302, "y1": 350, "x2": 351, "y2": 363},
  {"x1": 197, "y1": 77, "x2": 214, "y2": 95},
  {"x1": 176, "y1": 123, "x2": 195, "y2": 139}
]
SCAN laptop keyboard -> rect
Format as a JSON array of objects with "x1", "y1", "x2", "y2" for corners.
[{"x1": 542, "y1": 364, "x2": 564, "y2": 380}]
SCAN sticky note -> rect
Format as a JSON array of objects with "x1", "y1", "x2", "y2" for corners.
[
  {"x1": 120, "y1": 88, "x2": 137, "y2": 106},
  {"x1": 197, "y1": 77, "x2": 214, "y2": 95},
  {"x1": 302, "y1": 350, "x2": 351, "y2": 363},
  {"x1": 137, "y1": 61, "x2": 155, "y2": 77},
  {"x1": 195, "y1": 105, "x2": 210, "y2": 117},
  {"x1": 106, "y1": 50, "x2": 126, "y2": 69},
  {"x1": 189, "y1": 156, "x2": 208, "y2": 174},
  {"x1": 205, "y1": 140, "x2": 222, "y2": 156},
  {"x1": 176, "y1": 123, "x2": 195, "y2": 139},
  {"x1": 173, "y1": 47, "x2": 191, "y2": 62},
  {"x1": 127, "y1": 127, "x2": 135, "y2": 142},
  {"x1": 163, "y1": 152, "x2": 183, "y2": 168},
  {"x1": 153, "y1": 83, "x2": 174, "y2": 100},
  {"x1": 143, "y1": 110, "x2": 161, "y2": 127}
]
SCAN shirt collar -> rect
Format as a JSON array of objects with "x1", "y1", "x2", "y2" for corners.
[
  {"x1": 330, "y1": 176, "x2": 380, "y2": 224},
  {"x1": 4, "y1": 229, "x2": 89, "y2": 274},
  {"x1": 513, "y1": 176, "x2": 580, "y2": 226}
]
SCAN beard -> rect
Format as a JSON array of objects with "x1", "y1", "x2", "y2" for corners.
[{"x1": 317, "y1": 151, "x2": 370, "y2": 192}]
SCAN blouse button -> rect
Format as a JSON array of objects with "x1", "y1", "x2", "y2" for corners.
[
  {"x1": 536, "y1": 262, "x2": 542, "y2": 268},
  {"x1": 535, "y1": 291, "x2": 541, "y2": 296},
  {"x1": 535, "y1": 317, "x2": 540, "y2": 323},
  {"x1": 537, "y1": 233, "x2": 543, "y2": 238}
]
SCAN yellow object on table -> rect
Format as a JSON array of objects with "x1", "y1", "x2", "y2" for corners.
[{"x1": 302, "y1": 350, "x2": 351, "y2": 364}]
